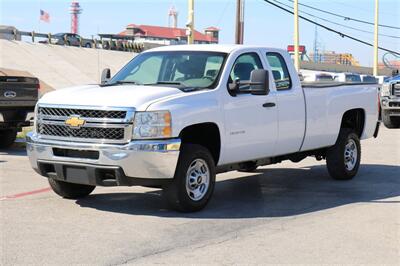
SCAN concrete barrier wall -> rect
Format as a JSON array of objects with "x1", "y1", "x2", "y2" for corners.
[{"x1": 0, "y1": 39, "x2": 136, "y2": 90}]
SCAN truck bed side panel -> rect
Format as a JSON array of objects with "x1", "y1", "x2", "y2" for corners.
[{"x1": 301, "y1": 85, "x2": 378, "y2": 151}]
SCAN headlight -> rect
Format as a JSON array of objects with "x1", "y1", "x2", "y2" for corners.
[
  {"x1": 380, "y1": 83, "x2": 391, "y2": 97},
  {"x1": 132, "y1": 111, "x2": 171, "y2": 139}
]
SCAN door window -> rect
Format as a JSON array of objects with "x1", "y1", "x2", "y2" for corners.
[
  {"x1": 266, "y1": 53, "x2": 292, "y2": 90},
  {"x1": 230, "y1": 53, "x2": 263, "y2": 82}
]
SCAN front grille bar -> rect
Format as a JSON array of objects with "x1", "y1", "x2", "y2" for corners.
[{"x1": 36, "y1": 105, "x2": 135, "y2": 144}]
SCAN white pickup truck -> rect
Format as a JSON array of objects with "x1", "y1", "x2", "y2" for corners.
[{"x1": 27, "y1": 45, "x2": 380, "y2": 212}]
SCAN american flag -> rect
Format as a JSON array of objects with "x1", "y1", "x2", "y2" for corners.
[{"x1": 40, "y1": 10, "x2": 50, "y2": 23}]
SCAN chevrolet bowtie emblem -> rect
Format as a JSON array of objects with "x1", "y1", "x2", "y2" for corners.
[{"x1": 65, "y1": 116, "x2": 85, "y2": 128}]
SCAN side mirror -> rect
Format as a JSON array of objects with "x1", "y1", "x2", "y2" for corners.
[
  {"x1": 249, "y1": 69, "x2": 269, "y2": 95},
  {"x1": 101, "y1": 68, "x2": 111, "y2": 84}
]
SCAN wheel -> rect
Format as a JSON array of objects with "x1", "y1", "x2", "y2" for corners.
[
  {"x1": 48, "y1": 178, "x2": 95, "y2": 199},
  {"x1": 0, "y1": 129, "x2": 17, "y2": 149},
  {"x1": 164, "y1": 144, "x2": 216, "y2": 212},
  {"x1": 85, "y1": 43, "x2": 92, "y2": 48},
  {"x1": 382, "y1": 110, "x2": 400, "y2": 128},
  {"x1": 326, "y1": 128, "x2": 361, "y2": 180},
  {"x1": 238, "y1": 161, "x2": 258, "y2": 172}
]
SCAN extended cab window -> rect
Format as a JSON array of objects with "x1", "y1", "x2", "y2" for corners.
[
  {"x1": 230, "y1": 53, "x2": 263, "y2": 82},
  {"x1": 266, "y1": 53, "x2": 292, "y2": 90}
]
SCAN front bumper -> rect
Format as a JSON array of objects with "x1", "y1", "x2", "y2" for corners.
[{"x1": 26, "y1": 132, "x2": 181, "y2": 186}]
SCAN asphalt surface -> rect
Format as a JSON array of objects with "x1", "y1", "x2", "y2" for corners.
[{"x1": 1, "y1": 127, "x2": 399, "y2": 265}]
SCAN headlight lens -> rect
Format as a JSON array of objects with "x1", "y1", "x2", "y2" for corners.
[
  {"x1": 133, "y1": 111, "x2": 171, "y2": 139},
  {"x1": 380, "y1": 83, "x2": 390, "y2": 97}
]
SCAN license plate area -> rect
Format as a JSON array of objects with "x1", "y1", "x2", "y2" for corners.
[{"x1": 53, "y1": 148, "x2": 99, "y2": 160}]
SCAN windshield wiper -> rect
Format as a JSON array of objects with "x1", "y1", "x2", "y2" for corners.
[
  {"x1": 144, "y1": 81, "x2": 183, "y2": 86},
  {"x1": 100, "y1": 80, "x2": 139, "y2": 87}
]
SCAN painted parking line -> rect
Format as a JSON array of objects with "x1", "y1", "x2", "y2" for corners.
[{"x1": 0, "y1": 187, "x2": 51, "y2": 201}]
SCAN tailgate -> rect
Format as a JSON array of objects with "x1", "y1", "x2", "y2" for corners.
[{"x1": 0, "y1": 76, "x2": 39, "y2": 102}]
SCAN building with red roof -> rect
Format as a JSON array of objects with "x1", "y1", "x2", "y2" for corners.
[{"x1": 119, "y1": 24, "x2": 219, "y2": 45}]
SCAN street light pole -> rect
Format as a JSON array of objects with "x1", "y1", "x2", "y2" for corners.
[
  {"x1": 294, "y1": 0, "x2": 300, "y2": 71},
  {"x1": 187, "y1": 0, "x2": 194, "y2": 44},
  {"x1": 235, "y1": 0, "x2": 244, "y2": 44},
  {"x1": 373, "y1": 0, "x2": 379, "y2": 76}
]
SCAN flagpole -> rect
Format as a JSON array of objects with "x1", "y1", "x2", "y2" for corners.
[{"x1": 38, "y1": 0, "x2": 41, "y2": 33}]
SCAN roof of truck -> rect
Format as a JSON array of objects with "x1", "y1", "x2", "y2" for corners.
[{"x1": 146, "y1": 44, "x2": 286, "y2": 54}]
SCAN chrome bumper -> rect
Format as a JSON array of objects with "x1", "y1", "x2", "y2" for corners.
[{"x1": 26, "y1": 132, "x2": 181, "y2": 183}]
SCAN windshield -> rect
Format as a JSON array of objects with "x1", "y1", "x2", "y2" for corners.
[{"x1": 110, "y1": 51, "x2": 227, "y2": 89}]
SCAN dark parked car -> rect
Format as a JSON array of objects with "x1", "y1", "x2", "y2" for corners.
[
  {"x1": 39, "y1": 33, "x2": 94, "y2": 48},
  {"x1": 0, "y1": 75, "x2": 39, "y2": 148}
]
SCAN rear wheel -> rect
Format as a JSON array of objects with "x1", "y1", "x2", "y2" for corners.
[
  {"x1": 326, "y1": 128, "x2": 361, "y2": 180},
  {"x1": 0, "y1": 129, "x2": 17, "y2": 149},
  {"x1": 48, "y1": 179, "x2": 95, "y2": 199},
  {"x1": 164, "y1": 144, "x2": 216, "y2": 212},
  {"x1": 382, "y1": 110, "x2": 400, "y2": 128}
]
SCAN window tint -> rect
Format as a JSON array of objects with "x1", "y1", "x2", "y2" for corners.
[
  {"x1": 316, "y1": 74, "x2": 333, "y2": 81},
  {"x1": 362, "y1": 76, "x2": 377, "y2": 83},
  {"x1": 230, "y1": 53, "x2": 263, "y2": 81},
  {"x1": 266, "y1": 53, "x2": 292, "y2": 90},
  {"x1": 345, "y1": 74, "x2": 361, "y2": 82}
]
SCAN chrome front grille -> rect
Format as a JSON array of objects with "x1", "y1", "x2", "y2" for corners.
[
  {"x1": 38, "y1": 124, "x2": 125, "y2": 140},
  {"x1": 392, "y1": 83, "x2": 400, "y2": 96},
  {"x1": 36, "y1": 105, "x2": 134, "y2": 144},
  {"x1": 38, "y1": 107, "x2": 126, "y2": 119}
]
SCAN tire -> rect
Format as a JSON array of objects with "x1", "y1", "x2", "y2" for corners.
[
  {"x1": 326, "y1": 128, "x2": 361, "y2": 180},
  {"x1": 382, "y1": 110, "x2": 400, "y2": 129},
  {"x1": 0, "y1": 130, "x2": 17, "y2": 149},
  {"x1": 48, "y1": 178, "x2": 95, "y2": 199},
  {"x1": 164, "y1": 144, "x2": 216, "y2": 212},
  {"x1": 85, "y1": 43, "x2": 92, "y2": 48},
  {"x1": 238, "y1": 161, "x2": 258, "y2": 172}
]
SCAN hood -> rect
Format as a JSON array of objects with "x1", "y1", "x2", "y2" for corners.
[{"x1": 39, "y1": 84, "x2": 184, "y2": 110}]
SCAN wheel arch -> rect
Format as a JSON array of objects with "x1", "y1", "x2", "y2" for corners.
[
  {"x1": 340, "y1": 108, "x2": 366, "y2": 137},
  {"x1": 179, "y1": 122, "x2": 221, "y2": 165}
]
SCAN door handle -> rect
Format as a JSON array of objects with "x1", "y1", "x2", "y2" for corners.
[{"x1": 262, "y1": 102, "x2": 276, "y2": 108}]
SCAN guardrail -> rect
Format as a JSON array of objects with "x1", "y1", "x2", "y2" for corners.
[{"x1": 0, "y1": 28, "x2": 146, "y2": 53}]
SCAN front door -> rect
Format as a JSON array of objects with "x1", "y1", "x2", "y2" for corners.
[{"x1": 223, "y1": 52, "x2": 278, "y2": 164}]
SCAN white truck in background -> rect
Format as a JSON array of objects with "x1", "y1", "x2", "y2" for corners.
[
  {"x1": 380, "y1": 76, "x2": 400, "y2": 128},
  {"x1": 27, "y1": 45, "x2": 380, "y2": 212}
]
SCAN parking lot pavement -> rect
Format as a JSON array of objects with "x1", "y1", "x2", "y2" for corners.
[{"x1": 0, "y1": 127, "x2": 399, "y2": 265}]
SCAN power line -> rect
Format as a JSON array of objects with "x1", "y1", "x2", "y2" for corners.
[
  {"x1": 262, "y1": 0, "x2": 400, "y2": 56},
  {"x1": 286, "y1": 0, "x2": 400, "y2": 30},
  {"x1": 271, "y1": 0, "x2": 400, "y2": 39}
]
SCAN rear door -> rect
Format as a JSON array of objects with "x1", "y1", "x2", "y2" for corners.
[
  {"x1": 222, "y1": 50, "x2": 278, "y2": 164},
  {"x1": 262, "y1": 50, "x2": 306, "y2": 155},
  {"x1": 0, "y1": 76, "x2": 39, "y2": 106}
]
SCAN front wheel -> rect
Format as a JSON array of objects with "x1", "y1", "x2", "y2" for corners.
[
  {"x1": 48, "y1": 179, "x2": 95, "y2": 199},
  {"x1": 326, "y1": 128, "x2": 361, "y2": 180},
  {"x1": 164, "y1": 144, "x2": 216, "y2": 212}
]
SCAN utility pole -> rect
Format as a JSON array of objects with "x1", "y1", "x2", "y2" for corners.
[
  {"x1": 187, "y1": 0, "x2": 195, "y2": 44},
  {"x1": 373, "y1": 0, "x2": 379, "y2": 76},
  {"x1": 235, "y1": 0, "x2": 245, "y2": 44},
  {"x1": 293, "y1": 0, "x2": 300, "y2": 71}
]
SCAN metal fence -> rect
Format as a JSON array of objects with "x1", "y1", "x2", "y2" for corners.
[{"x1": 0, "y1": 28, "x2": 146, "y2": 53}]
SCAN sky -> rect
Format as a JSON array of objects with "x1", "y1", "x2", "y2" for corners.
[{"x1": 0, "y1": 0, "x2": 399, "y2": 67}]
